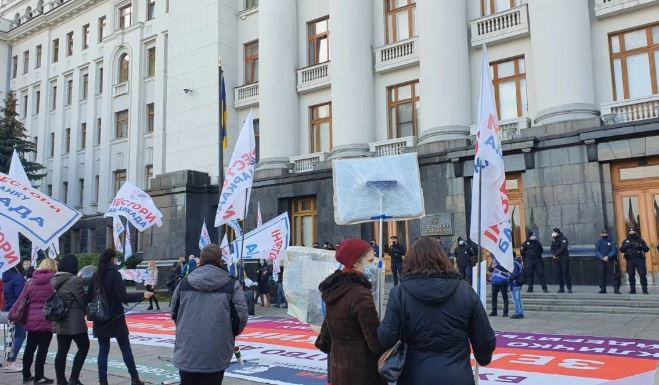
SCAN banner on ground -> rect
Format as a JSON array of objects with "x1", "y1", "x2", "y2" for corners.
[
  {"x1": 215, "y1": 112, "x2": 256, "y2": 227},
  {"x1": 105, "y1": 181, "x2": 163, "y2": 232},
  {"x1": 232, "y1": 212, "x2": 289, "y2": 280},
  {"x1": 469, "y1": 44, "x2": 513, "y2": 273},
  {"x1": 0, "y1": 173, "x2": 81, "y2": 249},
  {"x1": 199, "y1": 219, "x2": 211, "y2": 250}
]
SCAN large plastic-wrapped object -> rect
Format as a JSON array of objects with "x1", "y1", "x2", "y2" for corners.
[
  {"x1": 333, "y1": 153, "x2": 425, "y2": 225},
  {"x1": 284, "y1": 246, "x2": 380, "y2": 331}
]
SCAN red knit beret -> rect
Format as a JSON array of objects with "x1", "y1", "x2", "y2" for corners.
[{"x1": 335, "y1": 239, "x2": 372, "y2": 268}]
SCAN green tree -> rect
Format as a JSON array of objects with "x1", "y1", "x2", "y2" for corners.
[{"x1": 0, "y1": 92, "x2": 46, "y2": 181}]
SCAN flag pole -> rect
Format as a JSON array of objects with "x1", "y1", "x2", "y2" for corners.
[
  {"x1": 218, "y1": 59, "x2": 225, "y2": 244},
  {"x1": 238, "y1": 189, "x2": 248, "y2": 285},
  {"x1": 475, "y1": 161, "x2": 482, "y2": 385}
]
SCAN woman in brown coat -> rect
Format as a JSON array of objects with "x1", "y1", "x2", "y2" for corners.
[{"x1": 315, "y1": 239, "x2": 385, "y2": 385}]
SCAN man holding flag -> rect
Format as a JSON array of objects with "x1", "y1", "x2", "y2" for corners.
[{"x1": 470, "y1": 45, "x2": 514, "y2": 302}]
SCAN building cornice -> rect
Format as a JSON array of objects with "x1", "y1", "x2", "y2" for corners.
[{"x1": 7, "y1": 0, "x2": 106, "y2": 44}]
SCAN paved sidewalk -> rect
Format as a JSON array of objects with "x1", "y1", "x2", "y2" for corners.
[{"x1": 2, "y1": 301, "x2": 657, "y2": 385}]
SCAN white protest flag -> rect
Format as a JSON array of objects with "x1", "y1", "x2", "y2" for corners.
[
  {"x1": 220, "y1": 233, "x2": 232, "y2": 266},
  {"x1": 105, "y1": 181, "x2": 163, "y2": 232},
  {"x1": 0, "y1": 153, "x2": 81, "y2": 250},
  {"x1": 124, "y1": 221, "x2": 133, "y2": 259},
  {"x1": 0, "y1": 151, "x2": 29, "y2": 273},
  {"x1": 469, "y1": 45, "x2": 514, "y2": 274},
  {"x1": 232, "y1": 212, "x2": 289, "y2": 281},
  {"x1": 199, "y1": 219, "x2": 212, "y2": 251},
  {"x1": 215, "y1": 112, "x2": 256, "y2": 227},
  {"x1": 47, "y1": 240, "x2": 59, "y2": 259},
  {"x1": 113, "y1": 215, "x2": 125, "y2": 253},
  {"x1": 227, "y1": 219, "x2": 243, "y2": 238},
  {"x1": 30, "y1": 245, "x2": 40, "y2": 267},
  {"x1": 257, "y1": 201, "x2": 263, "y2": 227}
]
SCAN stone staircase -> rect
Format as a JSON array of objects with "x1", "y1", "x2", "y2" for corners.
[{"x1": 381, "y1": 280, "x2": 659, "y2": 315}]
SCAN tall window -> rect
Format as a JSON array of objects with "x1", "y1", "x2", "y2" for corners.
[
  {"x1": 62, "y1": 181, "x2": 68, "y2": 204},
  {"x1": 245, "y1": 0, "x2": 258, "y2": 9},
  {"x1": 11, "y1": 56, "x2": 17, "y2": 78},
  {"x1": 51, "y1": 85, "x2": 57, "y2": 110},
  {"x1": 82, "y1": 24, "x2": 90, "y2": 49},
  {"x1": 307, "y1": 17, "x2": 329, "y2": 65},
  {"x1": 94, "y1": 175, "x2": 99, "y2": 204},
  {"x1": 388, "y1": 81, "x2": 420, "y2": 138},
  {"x1": 146, "y1": 103, "x2": 155, "y2": 132},
  {"x1": 98, "y1": 16, "x2": 106, "y2": 42},
  {"x1": 385, "y1": 0, "x2": 416, "y2": 44},
  {"x1": 96, "y1": 118, "x2": 102, "y2": 145},
  {"x1": 254, "y1": 119, "x2": 260, "y2": 162},
  {"x1": 147, "y1": 47, "x2": 156, "y2": 77},
  {"x1": 49, "y1": 133, "x2": 55, "y2": 157},
  {"x1": 66, "y1": 79, "x2": 73, "y2": 106},
  {"x1": 32, "y1": 137, "x2": 38, "y2": 160},
  {"x1": 22, "y1": 95, "x2": 28, "y2": 117},
  {"x1": 66, "y1": 31, "x2": 74, "y2": 56},
  {"x1": 119, "y1": 4, "x2": 132, "y2": 29},
  {"x1": 35, "y1": 45, "x2": 42, "y2": 68},
  {"x1": 52, "y1": 39, "x2": 59, "y2": 63},
  {"x1": 81, "y1": 74, "x2": 89, "y2": 100},
  {"x1": 145, "y1": 165, "x2": 153, "y2": 189},
  {"x1": 23, "y1": 51, "x2": 29, "y2": 74},
  {"x1": 64, "y1": 128, "x2": 71, "y2": 154},
  {"x1": 609, "y1": 23, "x2": 659, "y2": 100},
  {"x1": 97, "y1": 66, "x2": 104, "y2": 94},
  {"x1": 47, "y1": 184, "x2": 53, "y2": 196},
  {"x1": 291, "y1": 197, "x2": 317, "y2": 247},
  {"x1": 309, "y1": 103, "x2": 332, "y2": 153},
  {"x1": 34, "y1": 90, "x2": 40, "y2": 114},
  {"x1": 491, "y1": 56, "x2": 527, "y2": 120},
  {"x1": 114, "y1": 170, "x2": 126, "y2": 195},
  {"x1": 80, "y1": 123, "x2": 87, "y2": 150},
  {"x1": 78, "y1": 179, "x2": 85, "y2": 207},
  {"x1": 147, "y1": 0, "x2": 155, "y2": 20},
  {"x1": 481, "y1": 0, "x2": 522, "y2": 16},
  {"x1": 118, "y1": 54, "x2": 129, "y2": 83},
  {"x1": 244, "y1": 40, "x2": 258, "y2": 84},
  {"x1": 115, "y1": 110, "x2": 128, "y2": 138}
]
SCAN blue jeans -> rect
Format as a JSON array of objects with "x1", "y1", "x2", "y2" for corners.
[
  {"x1": 276, "y1": 283, "x2": 287, "y2": 306},
  {"x1": 511, "y1": 285, "x2": 524, "y2": 316},
  {"x1": 8, "y1": 322, "x2": 26, "y2": 362},
  {"x1": 97, "y1": 335, "x2": 139, "y2": 382}
]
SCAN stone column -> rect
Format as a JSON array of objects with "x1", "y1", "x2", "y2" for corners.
[
  {"x1": 417, "y1": 0, "x2": 471, "y2": 144},
  {"x1": 328, "y1": 0, "x2": 374, "y2": 159},
  {"x1": 528, "y1": 0, "x2": 598, "y2": 125},
  {"x1": 257, "y1": 0, "x2": 298, "y2": 171}
]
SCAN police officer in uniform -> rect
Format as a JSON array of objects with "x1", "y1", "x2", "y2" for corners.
[
  {"x1": 521, "y1": 231, "x2": 547, "y2": 293},
  {"x1": 619, "y1": 228, "x2": 650, "y2": 294},
  {"x1": 388, "y1": 236, "x2": 406, "y2": 286},
  {"x1": 550, "y1": 228, "x2": 572, "y2": 293},
  {"x1": 595, "y1": 230, "x2": 621, "y2": 294},
  {"x1": 454, "y1": 236, "x2": 476, "y2": 284}
]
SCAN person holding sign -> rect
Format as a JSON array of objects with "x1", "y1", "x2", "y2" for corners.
[{"x1": 315, "y1": 239, "x2": 385, "y2": 385}]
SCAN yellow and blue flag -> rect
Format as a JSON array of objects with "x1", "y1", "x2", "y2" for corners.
[{"x1": 220, "y1": 71, "x2": 228, "y2": 149}]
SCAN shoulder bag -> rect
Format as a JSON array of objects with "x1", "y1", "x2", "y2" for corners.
[
  {"x1": 378, "y1": 284, "x2": 408, "y2": 381},
  {"x1": 86, "y1": 280, "x2": 110, "y2": 323}
]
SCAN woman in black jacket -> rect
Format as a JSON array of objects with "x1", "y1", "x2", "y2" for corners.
[
  {"x1": 378, "y1": 238, "x2": 496, "y2": 385},
  {"x1": 52, "y1": 255, "x2": 89, "y2": 385},
  {"x1": 88, "y1": 249, "x2": 153, "y2": 385}
]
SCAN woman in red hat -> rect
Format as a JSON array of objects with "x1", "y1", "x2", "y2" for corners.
[{"x1": 315, "y1": 238, "x2": 385, "y2": 385}]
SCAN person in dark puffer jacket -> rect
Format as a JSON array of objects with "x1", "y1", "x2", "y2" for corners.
[
  {"x1": 378, "y1": 237, "x2": 496, "y2": 385},
  {"x1": 22, "y1": 258, "x2": 57, "y2": 384},
  {"x1": 52, "y1": 255, "x2": 89, "y2": 385},
  {"x1": 3, "y1": 264, "x2": 27, "y2": 373}
]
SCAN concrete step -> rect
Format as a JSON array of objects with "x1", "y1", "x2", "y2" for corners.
[
  {"x1": 486, "y1": 298, "x2": 659, "y2": 308},
  {"x1": 512, "y1": 304, "x2": 659, "y2": 315}
]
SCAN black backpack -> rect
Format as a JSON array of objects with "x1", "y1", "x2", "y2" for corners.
[{"x1": 43, "y1": 292, "x2": 68, "y2": 321}]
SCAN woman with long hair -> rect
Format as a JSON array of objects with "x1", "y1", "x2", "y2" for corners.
[
  {"x1": 378, "y1": 237, "x2": 496, "y2": 385},
  {"x1": 256, "y1": 260, "x2": 272, "y2": 306},
  {"x1": 22, "y1": 258, "x2": 58, "y2": 384},
  {"x1": 145, "y1": 260, "x2": 160, "y2": 311},
  {"x1": 315, "y1": 239, "x2": 385, "y2": 385},
  {"x1": 88, "y1": 249, "x2": 153, "y2": 385},
  {"x1": 52, "y1": 254, "x2": 89, "y2": 385},
  {"x1": 2, "y1": 263, "x2": 27, "y2": 373}
]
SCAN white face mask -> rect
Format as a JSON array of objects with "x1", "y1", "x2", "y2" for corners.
[
  {"x1": 458, "y1": 240, "x2": 465, "y2": 245},
  {"x1": 23, "y1": 262, "x2": 31, "y2": 270},
  {"x1": 529, "y1": 235, "x2": 537, "y2": 241},
  {"x1": 552, "y1": 232, "x2": 558, "y2": 238}
]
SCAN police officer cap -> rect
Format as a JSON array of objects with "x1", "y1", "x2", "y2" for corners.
[
  {"x1": 628, "y1": 228, "x2": 636, "y2": 233},
  {"x1": 552, "y1": 228, "x2": 561, "y2": 233},
  {"x1": 457, "y1": 236, "x2": 464, "y2": 242}
]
